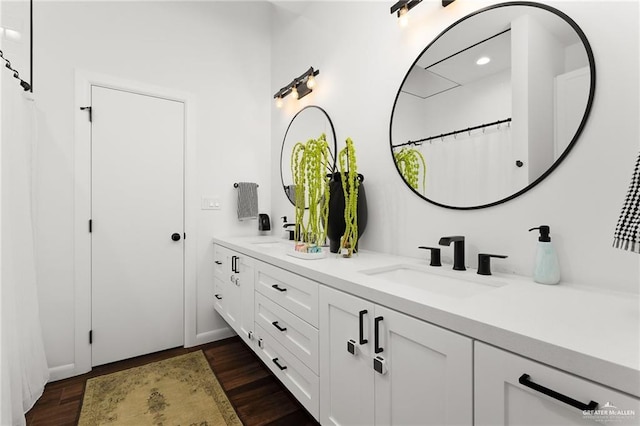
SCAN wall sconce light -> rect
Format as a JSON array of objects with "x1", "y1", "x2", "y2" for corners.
[
  {"x1": 273, "y1": 67, "x2": 320, "y2": 108},
  {"x1": 391, "y1": 0, "x2": 455, "y2": 26},
  {"x1": 391, "y1": 0, "x2": 421, "y2": 27}
]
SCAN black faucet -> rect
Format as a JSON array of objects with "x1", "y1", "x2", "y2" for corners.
[
  {"x1": 281, "y1": 216, "x2": 300, "y2": 241},
  {"x1": 438, "y1": 236, "x2": 466, "y2": 271}
]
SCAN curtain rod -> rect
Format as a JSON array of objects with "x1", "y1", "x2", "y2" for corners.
[
  {"x1": 0, "y1": 0, "x2": 33, "y2": 91},
  {"x1": 393, "y1": 117, "x2": 512, "y2": 149}
]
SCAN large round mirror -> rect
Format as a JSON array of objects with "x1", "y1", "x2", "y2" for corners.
[
  {"x1": 390, "y1": 2, "x2": 595, "y2": 209},
  {"x1": 280, "y1": 105, "x2": 337, "y2": 205}
]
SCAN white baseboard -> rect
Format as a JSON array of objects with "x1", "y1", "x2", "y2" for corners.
[
  {"x1": 189, "y1": 327, "x2": 237, "y2": 347},
  {"x1": 48, "y1": 363, "x2": 78, "y2": 382},
  {"x1": 48, "y1": 329, "x2": 235, "y2": 382}
]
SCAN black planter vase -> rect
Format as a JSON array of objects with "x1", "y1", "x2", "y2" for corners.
[{"x1": 326, "y1": 173, "x2": 368, "y2": 254}]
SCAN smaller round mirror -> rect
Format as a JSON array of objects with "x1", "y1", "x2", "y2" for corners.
[{"x1": 280, "y1": 105, "x2": 337, "y2": 205}]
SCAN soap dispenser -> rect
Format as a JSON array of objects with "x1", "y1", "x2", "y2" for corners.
[{"x1": 528, "y1": 225, "x2": 560, "y2": 285}]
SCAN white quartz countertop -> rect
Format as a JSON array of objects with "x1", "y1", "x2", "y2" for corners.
[{"x1": 213, "y1": 236, "x2": 640, "y2": 398}]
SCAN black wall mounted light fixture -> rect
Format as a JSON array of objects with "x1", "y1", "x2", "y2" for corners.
[
  {"x1": 273, "y1": 67, "x2": 319, "y2": 108},
  {"x1": 391, "y1": 0, "x2": 455, "y2": 27}
]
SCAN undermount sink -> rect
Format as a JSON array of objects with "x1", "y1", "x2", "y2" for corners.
[{"x1": 361, "y1": 264, "x2": 507, "y2": 299}]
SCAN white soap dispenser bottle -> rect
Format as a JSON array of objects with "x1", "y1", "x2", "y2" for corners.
[{"x1": 528, "y1": 225, "x2": 560, "y2": 285}]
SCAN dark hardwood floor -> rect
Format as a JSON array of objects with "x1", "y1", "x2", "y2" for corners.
[{"x1": 25, "y1": 336, "x2": 319, "y2": 426}]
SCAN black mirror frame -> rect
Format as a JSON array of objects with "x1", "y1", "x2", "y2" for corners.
[
  {"x1": 280, "y1": 105, "x2": 338, "y2": 206},
  {"x1": 389, "y1": 1, "x2": 596, "y2": 210}
]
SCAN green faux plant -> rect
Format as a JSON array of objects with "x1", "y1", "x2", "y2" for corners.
[
  {"x1": 291, "y1": 133, "x2": 332, "y2": 246},
  {"x1": 394, "y1": 147, "x2": 427, "y2": 193},
  {"x1": 338, "y1": 137, "x2": 360, "y2": 257}
]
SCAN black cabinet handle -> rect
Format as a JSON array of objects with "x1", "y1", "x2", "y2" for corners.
[
  {"x1": 272, "y1": 284, "x2": 287, "y2": 292},
  {"x1": 374, "y1": 316, "x2": 384, "y2": 354},
  {"x1": 214, "y1": 260, "x2": 222, "y2": 265},
  {"x1": 359, "y1": 310, "x2": 368, "y2": 344},
  {"x1": 272, "y1": 321, "x2": 287, "y2": 332},
  {"x1": 272, "y1": 358, "x2": 287, "y2": 371},
  {"x1": 231, "y1": 256, "x2": 239, "y2": 273},
  {"x1": 171, "y1": 233, "x2": 181, "y2": 241},
  {"x1": 518, "y1": 374, "x2": 598, "y2": 411},
  {"x1": 214, "y1": 294, "x2": 222, "y2": 300}
]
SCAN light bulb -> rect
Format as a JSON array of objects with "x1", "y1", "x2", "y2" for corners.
[
  {"x1": 275, "y1": 96, "x2": 283, "y2": 108},
  {"x1": 476, "y1": 56, "x2": 491, "y2": 66},
  {"x1": 291, "y1": 86, "x2": 299, "y2": 100},
  {"x1": 306, "y1": 74, "x2": 316, "y2": 89},
  {"x1": 398, "y1": 6, "x2": 409, "y2": 28}
]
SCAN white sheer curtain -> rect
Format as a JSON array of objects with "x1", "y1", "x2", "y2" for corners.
[
  {"x1": 422, "y1": 126, "x2": 514, "y2": 207},
  {"x1": 0, "y1": 75, "x2": 49, "y2": 425}
]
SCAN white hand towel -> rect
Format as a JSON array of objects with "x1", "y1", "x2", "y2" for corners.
[{"x1": 236, "y1": 182, "x2": 258, "y2": 221}]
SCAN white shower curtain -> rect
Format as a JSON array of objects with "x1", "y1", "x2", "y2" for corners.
[
  {"x1": 422, "y1": 126, "x2": 514, "y2": 207},
  {"x1": 0, "y1": 75, "x2": 49, "y2": 425}
]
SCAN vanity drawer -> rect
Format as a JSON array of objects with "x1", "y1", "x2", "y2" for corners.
[
  {"x1": 255, "y1": 292, "x2": 319, "y2": 374},
  {"x1": 254, "y1": 324, "x2": 319, "y2": 421},
  {"x1": 255, "y1": 261, "x2": 319, "y2": 327},
  {"x1": 213, "y1": 244, "x2": 228, "y2": 281},
  {"x1": 475, "y1": 342, "x2": 640, "y2": 425},
  {"x1": 213, "y1": 277, "x2": 225, "y2": 315}
]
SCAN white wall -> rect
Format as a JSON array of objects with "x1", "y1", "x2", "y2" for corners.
[
  {"x1": 270, "y1": 1, "x2": 640, "y2": 294},
  {"x1": 34, "y1": 1, "x2": 272, "y2": 376}
]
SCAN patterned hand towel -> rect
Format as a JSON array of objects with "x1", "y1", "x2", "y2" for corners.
[
  {"x1": 613, "y1": 152, "x2": 640, "y2": 253},
  {"x1": 236, "y1": 182, "x2": 258, "y2": 221}
]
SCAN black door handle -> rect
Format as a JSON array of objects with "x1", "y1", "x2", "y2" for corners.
[
  {"x1": 272, "y1": 358, "x2": 287, "y2": 371},
  {"x1": 272, "y1": 321, "x2": 287, "y2": 332},
  {"x1": 359, "y1": 310, "x2": 368, "y2": 344},
  {"x1": 214, "y1": 294, "x2": 222, "y2": 300},
  {"x1": 272, "y1": 284, "x2": 287, "y2": 292},
  {"x1": 374, "y1": 316, "x2": 384, "y2": 354},
  {"x1": 518, "y1": 374, "x2": 598, "y2": 411},
  {"x1": 171, "y1": 233, "x2": 181, "y2": 241},
  {"x1": 214, "y1": 260, "x2": 222, "y2": 265}
]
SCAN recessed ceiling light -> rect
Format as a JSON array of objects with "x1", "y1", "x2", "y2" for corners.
[{"x1": 476, "y1": 56, "x2": 491, "y2": 66}]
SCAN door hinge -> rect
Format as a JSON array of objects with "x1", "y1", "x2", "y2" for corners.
[
  {"x1": 89, "y1": 219, "x2": 92, "y2": 233},
  {"x1": 89, "y1": 330, "x2": 93, "y2": 344},
  {"x1": 80, "y1": 106, "x2": 92, "y2": 122}
]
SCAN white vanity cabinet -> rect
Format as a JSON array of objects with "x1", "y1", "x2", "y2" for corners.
[
  {"x1": 475, "y1": 342, "x2": 640, "y2": 426},
  {"x1": 212, "y1": 244, "x2": 255, "y2": 346},
  {"x1": 320, "y1": 285, "x2": 473, "y2": 426}
]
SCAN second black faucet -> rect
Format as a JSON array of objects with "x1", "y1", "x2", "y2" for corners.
[{"x1": 438, "y1": 236, "x2": 466, "y2": 271}]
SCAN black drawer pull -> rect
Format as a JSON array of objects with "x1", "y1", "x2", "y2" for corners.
[
  {"x1": 272, "y1": 321, "x2": 287, "y2": 332},
  {"x1": 359, "y1": 310, "x2": 368, "y2": 344},
  {"x1": 272, "y1": 284, "x2": 287, "y2": 292},
  {"x1": 272, "y1": 358, "x2": 287, "y2": 371},
  {"x1": 214, "y1": 260, "x2": 222, "y2": 265},
  {"x1": 374, "y1": 316, "x2": 384, "y2": 354},
  {"x1": 518, "y1": 374, "x2": 598, "y2": 411},
  {"x1": 214, "y1": 294, "x2": 222, "y2": 300}
]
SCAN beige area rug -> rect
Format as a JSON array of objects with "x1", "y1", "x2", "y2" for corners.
[{"x1": 78, "y1": 351, "x2": 243, "y2": 426}]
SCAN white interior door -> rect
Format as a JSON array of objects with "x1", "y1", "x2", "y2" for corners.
[{"x1": 91, "y1": 85, "x2": 184, "y2": 366}]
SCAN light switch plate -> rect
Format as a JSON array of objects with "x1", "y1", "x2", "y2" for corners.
[{"x1": 202, "y1": 197, "x2": 222, "y2": 210}]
